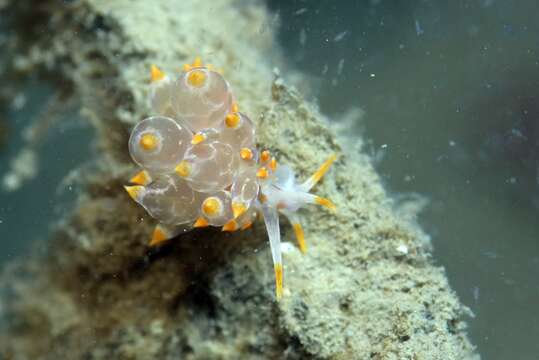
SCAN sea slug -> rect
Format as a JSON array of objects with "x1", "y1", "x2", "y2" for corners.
[{"x1": 124, "y1": 58, "x2": 336, "y2": 300}]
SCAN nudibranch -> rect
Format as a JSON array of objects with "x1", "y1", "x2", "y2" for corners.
[{"x1": 124, "y1": 58, "x2": 336, "y2": 300}]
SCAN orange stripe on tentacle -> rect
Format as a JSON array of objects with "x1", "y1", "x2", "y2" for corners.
[
  {"x1": 302, "y1": 154, "x2": 337, "y2": 191},
  {"x1": 292, "y1": 223, "x2": 307, "y2": 254},
  {"x1": 274, "y1": 263, "x2": 283, "y2": 300},
  {"x1": 315, "y1": 196, "x2": 336, "y2": 211}
]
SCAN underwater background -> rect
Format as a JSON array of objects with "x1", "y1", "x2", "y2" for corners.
[{"x1": 1, "y1": 0, "x2": 538, "y2": 359}]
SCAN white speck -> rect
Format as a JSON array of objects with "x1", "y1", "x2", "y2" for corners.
[
  {"x1": 381, "y1": 144, "x2": 388, "y2": 149},
  {"x1": 294, "y1": 8, "x2": 308, "y2": 15},
  {"x1": 11, "y1": 93, "x2": 27, "y2": 110},
  {"x1": 299, "y1": 28, "x2": 307, "y2": 46},
  {"x1": 472, "y1": 286, "x2": 480, "y2": 303},
  {"x1": 321, "y1": 64, "x2": 329, "y2": 75},
  {"x1": 482, "y1": 250, "x2": 498, "y2": 259},
  {"x1": 2, "y1": 173, "x2": 19, "y2": 191},
  {"x1": 508, "y1": 177, "x2": 517, "y2": 184},
  {"x1": 415, "y1": 20, "x2": 424, "y2": 36},
  {"x1": 396, "y1": 244, "x2": 408, "y2": 255},
  {"x1": 404, "y1": 175, "x2": 414, "y2": 182},
  {"x1": 370, "y1": 73, "x2": 376, "y2": 78},
  {"x1": 333, "y1": 31, "x2": 349, "y2": 42},
  {"x1": 449, "y1": 140, "x2": 456, "y2": 147},
  {"x1": 337, "y1": 59, "x2": 345, "y2": 75},
  {"x1": 281, "y1": 242, "x2": 296, "y2": 254},
  {"x1": 0, "y1": 219, "x2": 3, "y2": 224}
]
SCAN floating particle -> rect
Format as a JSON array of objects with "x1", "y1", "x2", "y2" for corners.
[
  {"x1": 415, "y1": 20, "x2": 424, "y2": 36},
  {"x1": 333, "y1": 31, "x2": 349, "y2": 42},
  {"x1": 472, "y1": 286, "x2": 480, "y2": 303},
  {"x1": 321, "y1": 64, "x2": 329, "y2": 75},
  {"x1": 337, "y1": 59, "x2": 345, "y2": 76},
  {"x1": 299, "y1": 28, "x2": 306, "y2": 46}
]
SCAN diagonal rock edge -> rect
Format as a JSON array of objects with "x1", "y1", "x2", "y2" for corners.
[{"x1": 0, "y1": 0, "x2": 478, "y2": 359}]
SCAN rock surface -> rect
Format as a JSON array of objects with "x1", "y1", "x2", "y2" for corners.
[{"x1": 0, "y1": 0, "x2": 478, "y2": 359}]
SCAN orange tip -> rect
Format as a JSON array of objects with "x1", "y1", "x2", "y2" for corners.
[
  {"x1": 191, "y1": 133, "x2": 206, "y2": 145},
  {"x1": 292, "y1": 223, "x2": 306, "y2": 254},
  {"x1": 193, "y1": 217, "x2": 209, "y2": 228},
  {"x1": 315, "y1": 196, "x2": 336, "y2": 211},
  {"x1": 241, "y1": 221, "x2": 253, "y2": 230},
  {"x1": 222, "y1": 220, "x2": 239, "y2": 232},
  {"x1": 232, "y1": 202, "x2": 247, "y2": 218},
  {"x1": 256, "y1": 167, "x2": 269, "y2": 179},
  {"x1": 306, "y1": 154, "x2": 337, "y2": 189},
  {"x1": 192, "y1": 56, "x2": 202, "y2": 68},
  {"x1": 261, "y1": 150, "x2": 271, "y2": 163},
  {"x1": 129, "y1": 170, "x2": 152, "y2": 186},
  {"x1": 139, "y1": 133, "x2": 159, "y2": 151},
  {"x1": 202, "y1": 197, "x2": 222, "y2": 217},
  {"x1": 187, "y1": 69, "x2": 206, "y2": 87},
  {"x1": 239, "y1": 148, "x2": 253, "y2": 161},
  {"x1": 149, "y1": 225, "x2": 168, "y2": 246},
  {"x1": 175, "y1": 160, "x2": 191, "y2": 177},
  {"x1": 269, "y1": 158, "x2": 277, "y2": 172},
  {"x1": 274, "y1": 263, "x2": 283, "y2": 300},
  {"x1": 124, "y1": 185, "x2": 143, "y2": 201},
  {"x1": 150, "y1": 64, "x2": 165, "y2": 82},
  {"x1": 225, "y1": 113, "x2": 240, "y2": 128},
  {"x1": 231, "y1": 103, "x2": 239, "y2": 113}
]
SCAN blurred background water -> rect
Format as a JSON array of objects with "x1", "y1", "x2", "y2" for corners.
[
  {"x1": 268, "y1": 1, "x2": 539, "y2": 359},
  {"x1": 1, "y1": 1, "x2": 538, "y2": 359},
  {"x1": 0, "y1": 80, "x2": 93, "y2": 264}
]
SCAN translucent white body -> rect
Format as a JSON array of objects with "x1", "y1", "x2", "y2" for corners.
[
  {"x1": 231, "y1": 168, "x2": 259, "y2": 209},
  {"x1": 219, "y1": 112, "x2": 256, "y2": 150},
  {"x1": 181, "y1": 141, "x2": 238, "y2": 192},
  {"x1": 170, "y1": 68, "x2": 233, "y2": 132},
  {"x1": 135, "y1": 175, "x2": 201, "y2": 225},
  {"x1": 129, "y1": 116, "x2": 192, "y2": 173}
]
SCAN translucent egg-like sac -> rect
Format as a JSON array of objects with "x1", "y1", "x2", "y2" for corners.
[
  {"x1": 237, "y1": 147, "x2": 259, "y2": 172},
  {"x1": 231, "y1": 167, "x2": 260, "y2": 214},
  {"x1": 179, "y1": 141, "x2": 239, "y2": 192},
  {"x1": 199, "y1": 191, "x2": 234, "y2": 226},
  {"x1": 150, "y1": 76, "x2": 174, "y2": 115},
  {"x1": 170, "y1": 68, "x2": 233, "y2": 132},
  {"x1": 137, "y1": 175, "x2": 201, "y2": 225},
  {"x1": 219, "y1": 112, "x2": 255, "y2": 150},
  {"x1": 129, "y1": 116, "x2": 192, "y2": 173}
]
